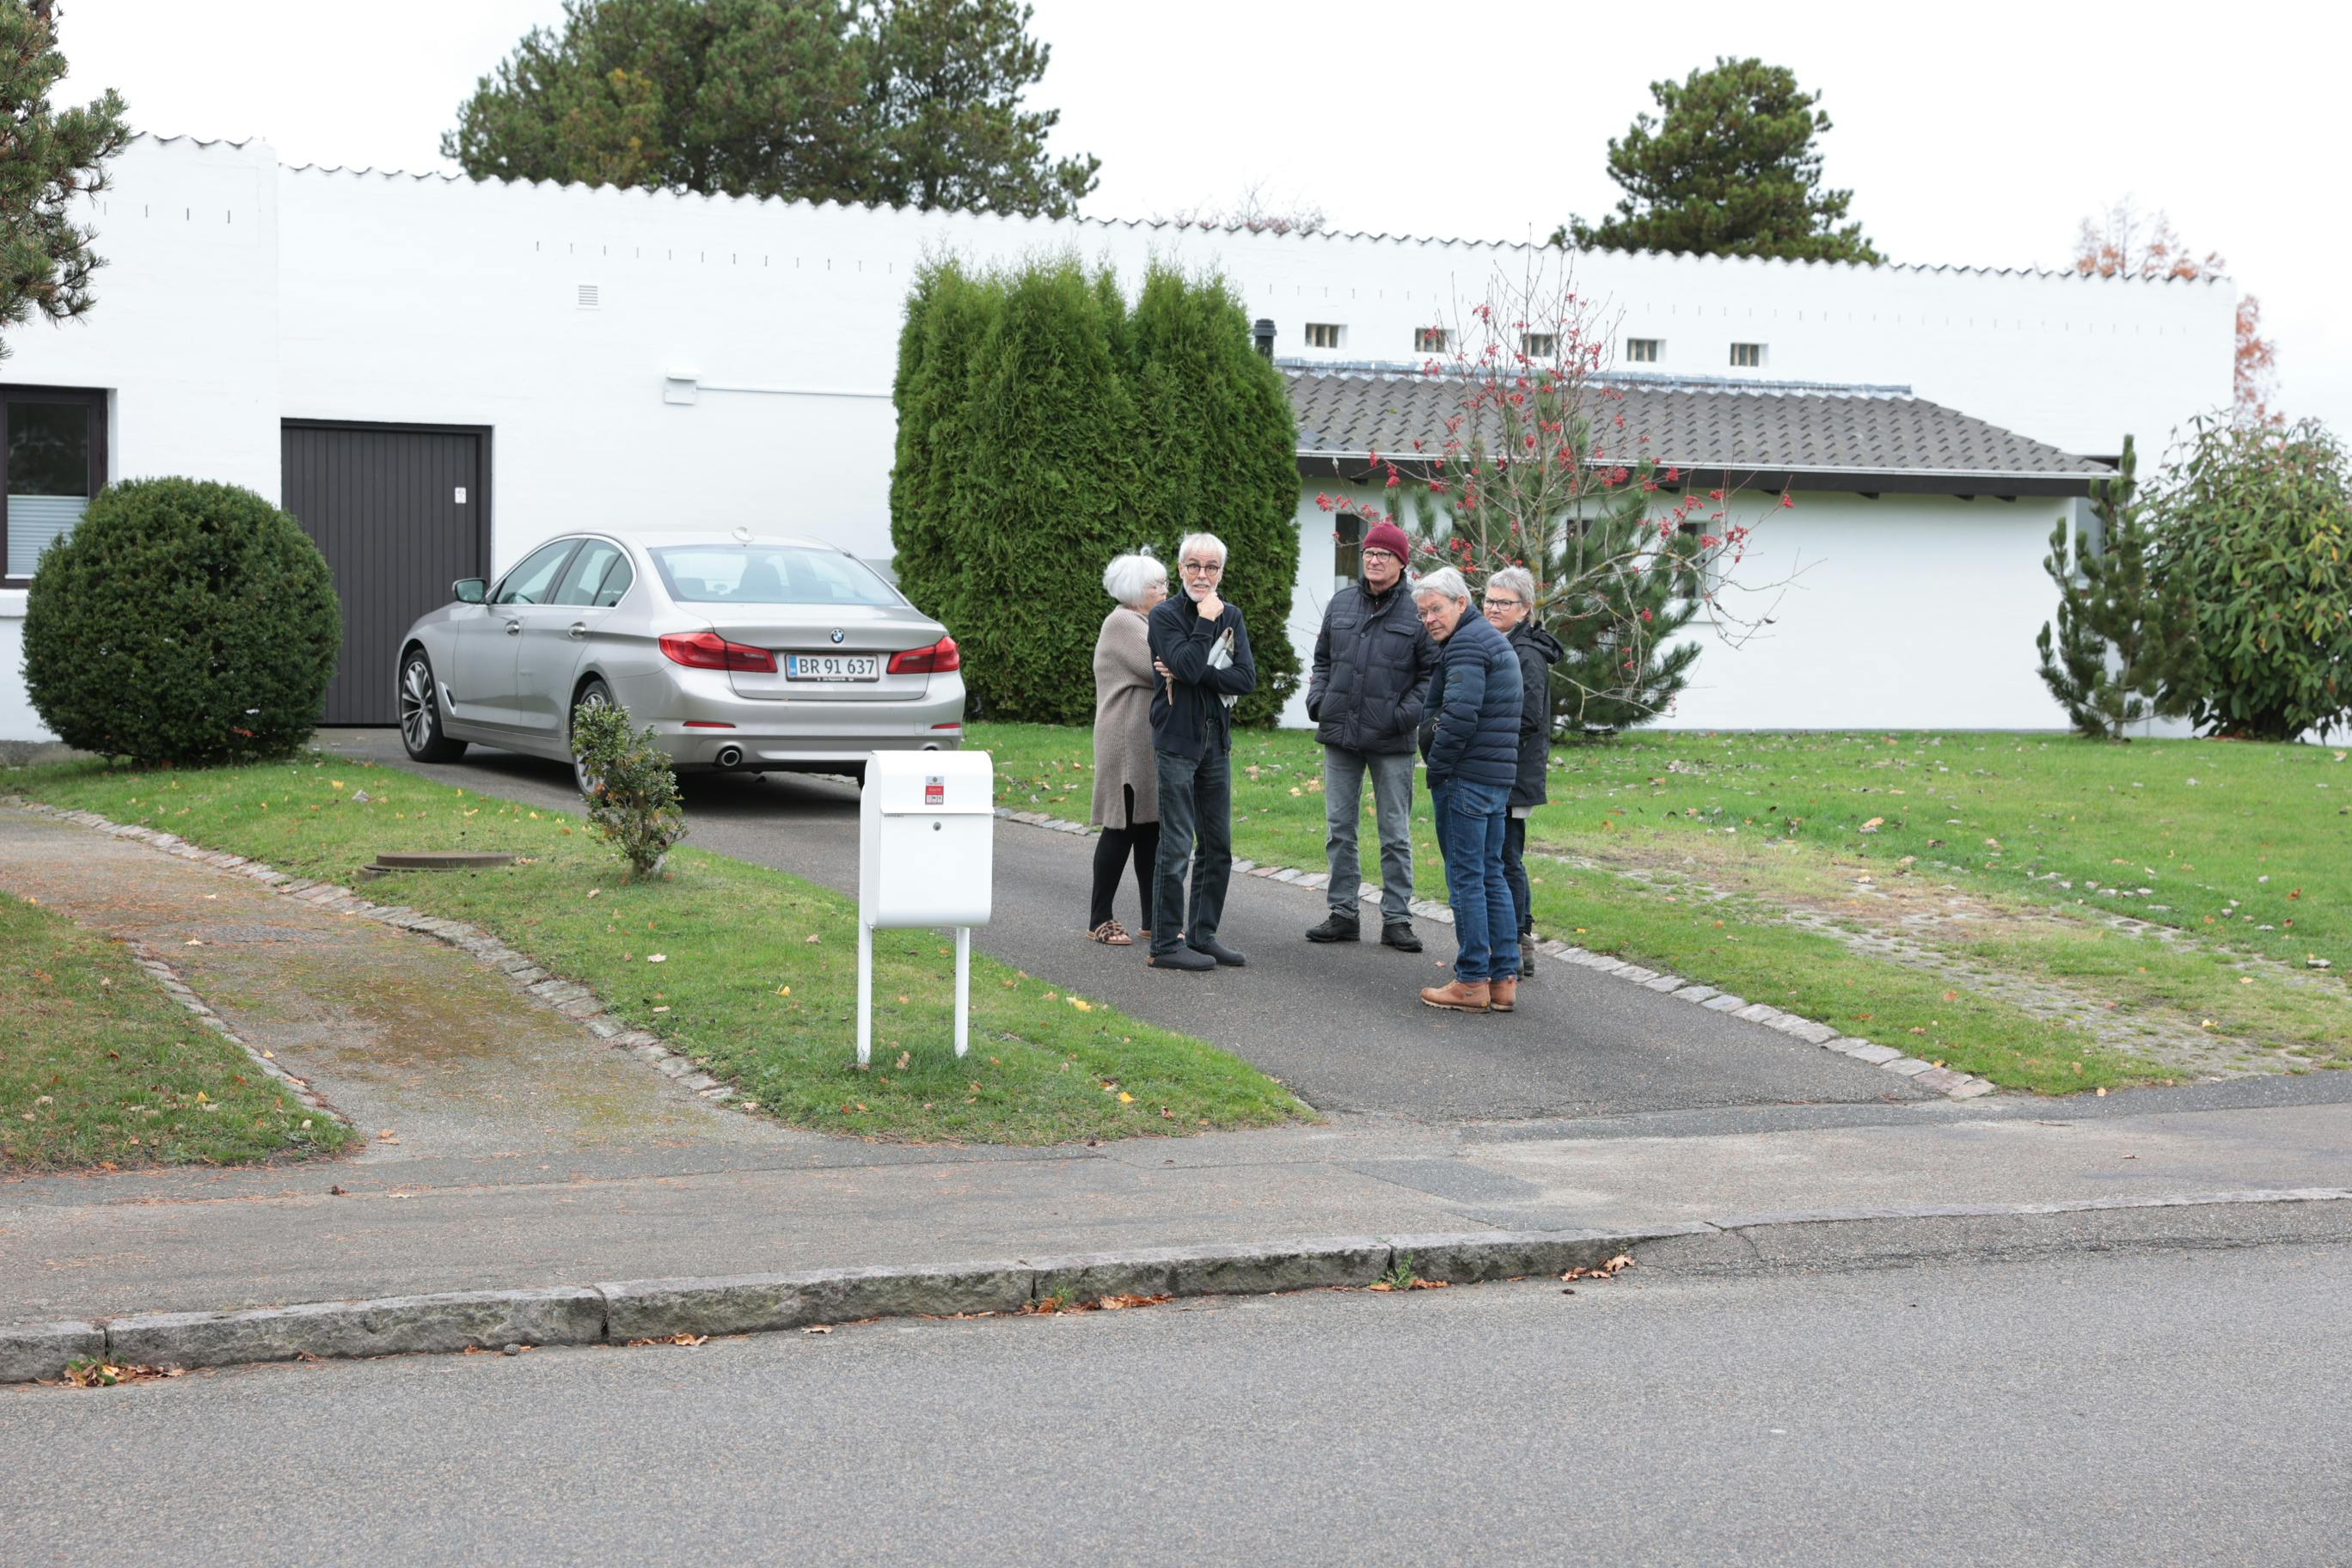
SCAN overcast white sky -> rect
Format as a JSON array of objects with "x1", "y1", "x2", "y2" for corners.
[{"x1": 52, "y1": 0, "x2": 2352, "y2": 442}]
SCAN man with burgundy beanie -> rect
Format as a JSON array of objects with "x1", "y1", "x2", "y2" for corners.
[{"x1": 1302, "y1": 518, "x2": 1439, "y2": 950}]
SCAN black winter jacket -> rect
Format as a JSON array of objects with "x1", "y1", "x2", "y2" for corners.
[
  {"x1": 1306, "y1": 580, "x2": 1438, "y2": 756},
  {"x1": 1415, "y1": 611, "x2": 1522, "y2": 791},
  {"x1": 1147, "y1": 595, "x2": 1257, "y2": 761},
  {"x1": 1508, "y1": 621, "x2": 1564, "y2": 809}
]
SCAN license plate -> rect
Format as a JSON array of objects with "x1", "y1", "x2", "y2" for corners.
[{"x1": 785, "y1": 653, "x2": 879, "y2": 682}]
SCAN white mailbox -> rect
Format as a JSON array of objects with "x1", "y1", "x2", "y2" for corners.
[{"x1": 854, "y1": 750, "x2": 995, "y2": 1064}]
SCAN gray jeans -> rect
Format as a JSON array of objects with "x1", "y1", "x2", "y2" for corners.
[{"x1": 1322, "y1": 746, "x2": 1417, "y2": 924}]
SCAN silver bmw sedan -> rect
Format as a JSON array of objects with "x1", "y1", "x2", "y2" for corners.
[{"x1": 395, "y1": 530, "x2": 965, "y2": 789}]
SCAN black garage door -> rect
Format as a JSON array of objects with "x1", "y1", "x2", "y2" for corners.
[{"x1": 281, "y1": 421, "x2": 488, "y2": 725}]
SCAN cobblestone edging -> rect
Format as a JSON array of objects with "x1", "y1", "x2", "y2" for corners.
[
  {"x1": 7, "y1": 1188, "x2": 2347, "y2": 1382},
  {"x1": 994, "y1": 806, "x2": 1998, "y2": 1102},
  {"x1": 119, "y1": 937, "x2": 345, "y2": 1125},
  {"x1": 3, "y1": 799, "x2": 739, "y2": 1107}
]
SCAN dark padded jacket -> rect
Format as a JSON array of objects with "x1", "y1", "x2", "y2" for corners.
[
  {"x1": 1147, "y1": 596, "x2": 1256, "y2": 761},
  {"x1": 1508, "y1": 621, "x2": 1564, "y2": 809},
  {"x1": 1415, "y1": 610, "x2": 1522, "y2": 791},
  {"x1": 1305, "y1": 580, "x2": 1438, "y2": 756}
]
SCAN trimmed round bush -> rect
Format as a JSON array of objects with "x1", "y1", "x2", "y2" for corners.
[{"x1": 22, "y1": 477, "x2": 342, "y2": 766}]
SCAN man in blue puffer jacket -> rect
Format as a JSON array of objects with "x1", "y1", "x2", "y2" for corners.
[{"x1": 1409, "y1": 566, "x2": 1522, "y2": 1013}]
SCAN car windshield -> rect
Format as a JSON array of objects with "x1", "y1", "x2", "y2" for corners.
[{"x1": 648, "y1": 545, "x2": 901, "y2": 607}]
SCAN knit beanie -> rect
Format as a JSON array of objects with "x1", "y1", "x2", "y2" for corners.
[{"x1": 1361, "y1": 521, "x2": 1412, "y2": 563}]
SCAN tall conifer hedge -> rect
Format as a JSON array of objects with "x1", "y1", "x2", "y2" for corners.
[{"x1": 888, "y1": 255, "x2": 1300, "y2": 724}]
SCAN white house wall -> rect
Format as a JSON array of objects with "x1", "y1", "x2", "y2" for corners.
[{"x1": 2, "y1": 136, "x2": 2239, "y2": 739}]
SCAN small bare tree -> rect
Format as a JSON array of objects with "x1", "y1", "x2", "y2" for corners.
[{"x1": 1318, "y1": 253, "x2": 1797, "y2": 733}]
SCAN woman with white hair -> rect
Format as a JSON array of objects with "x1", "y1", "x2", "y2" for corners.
[
  {"x1": 1480, "y1": 564, "x2": 1563, "y2": 955},
  {"x1": 1087, "y1": 550, "x2": 1168, "y2": 945}
]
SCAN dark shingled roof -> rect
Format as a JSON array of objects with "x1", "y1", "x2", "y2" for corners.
[{"x1": 1286, "y1": 370, "x2": 2110, "y2": 496}]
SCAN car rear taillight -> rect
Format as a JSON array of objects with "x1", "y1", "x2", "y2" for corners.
[
  {"x1": 658, "y1": 631, "x2": 777, "y2": 674},
  {"x1": 887, "y1": 634, "x2": 960, "y2": 675}
]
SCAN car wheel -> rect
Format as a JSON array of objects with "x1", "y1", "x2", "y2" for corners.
[
  {"x1": 571, "y1": 679, "x2": 613, "y2": 798},
  {"x1": 398, "y1": 650, "x2": 468, "y2": 763}
]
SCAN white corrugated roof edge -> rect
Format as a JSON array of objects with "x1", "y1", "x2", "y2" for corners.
[{"x1": 136, "y1": 132, "x2": 2229, "y2": 286}]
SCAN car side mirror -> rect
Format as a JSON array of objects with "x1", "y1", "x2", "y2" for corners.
[{"x1": 454, "y1": 578, "x2": 487, "y2": 604}]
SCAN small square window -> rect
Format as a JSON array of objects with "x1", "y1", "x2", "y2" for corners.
[
  {"x1": 1730, "y1": 342, "x2": 1767, "y2": 368},
  {"x1": 1332, "y1": 510, "x2": 1363, "y2": 582},
  {"x1": 1414, "y1": 327, "x2": 1449, "y2": 353},
  {"x1": 1625, "y1": 337, "x2": 1663, "y2": 364},
  {"x1": 1305, "y1": 322, "x2": 1345, "y2": 350},
  {"x1": 1521, "y1": 333, "x2": 1558, "y2": 358}
]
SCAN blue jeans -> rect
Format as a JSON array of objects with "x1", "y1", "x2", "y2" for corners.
[
  {"x1": 1151, "y1": 746, "x2": 1233, "y2": 957},
  {"x1": 1433, "y1": 778, "x2": 1518, "y2": 985}
]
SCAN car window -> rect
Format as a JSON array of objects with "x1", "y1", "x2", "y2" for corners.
[
  {"x1": 592, "y1": 557, "x2": 634, "y2": 609},
  {"x1": 493, "y1": 539, "x2": 581, "y2": 606},
  {"x1": 554, "y1": 540, "x2": 627, "y2": 607},
  {"x1": 650, "y1": 546, "x2": 902, "y2": 606}
]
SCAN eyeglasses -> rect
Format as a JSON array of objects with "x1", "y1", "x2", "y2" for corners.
[
  {"x1": 1361, "y1": 548, "x2": 1400, "y2": 565},
  {"x1": 1179, "y1": 560, "x2": 1224, "y2": 576},
  {"x1": 1482, "y1": 594, "x2": 1523, "y2": 609}
]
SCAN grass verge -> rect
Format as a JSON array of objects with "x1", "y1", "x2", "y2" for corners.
[
  {"x1": 977, "y1": 722, "x2": 2352, "y2": 1091},
  {"x1": 8, "y1": 759, "x2": 1309, "y2": 1145},
  {"x1": 1, "y1": 891, "x2": 355, "y2": 1171}
]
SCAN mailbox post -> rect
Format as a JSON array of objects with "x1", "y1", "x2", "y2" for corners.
[{"x1": 856, "y1": 751, "x2": 995, "y2": 1065}]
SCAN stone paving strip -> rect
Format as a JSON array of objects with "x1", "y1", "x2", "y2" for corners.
[
  {"x1": 4, "y1": 799, "x2": 742, "y2": 1111},
  {"x1": 993, "y1": 807, "x2": 1998, "y2": 1101},
  {"x1": 5, "y1": 1188, "x2": 2344, "y2": 1384}
]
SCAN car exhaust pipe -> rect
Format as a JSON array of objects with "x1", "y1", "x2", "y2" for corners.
[{"x1": 715, "y1": 744, "x2": 744, "y2": 769}]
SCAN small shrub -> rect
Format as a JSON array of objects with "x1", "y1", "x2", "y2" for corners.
[
  {"x1": 573, "y1": 701, "x2": 686, "y2": 879},
  {"x1": 21, "y1": 478, "x2": 341, "y2": 766},
  {"x1": 2152, "y1": 416, "x2": 2352, "y2": 740}
]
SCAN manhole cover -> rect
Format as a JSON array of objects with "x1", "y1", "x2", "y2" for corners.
[{"x1": 370, "y1": 852, "x2": 518, "y2": 871}]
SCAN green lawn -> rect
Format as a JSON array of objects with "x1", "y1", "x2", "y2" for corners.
[
  {"x1": 9, "y1": 760, "x2": 1310, "y2": 1145},
  {"x1": 977, "y1": 724, "x2": 2352, "y2": 1092},
  {"x1": 2, "y1": 891, "x2": 357, "y2": 1171}
]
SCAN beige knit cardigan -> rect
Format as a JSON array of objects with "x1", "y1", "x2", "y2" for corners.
[{"x1": 1091, "y1": 605, "x2": 1160, "y2": 829}]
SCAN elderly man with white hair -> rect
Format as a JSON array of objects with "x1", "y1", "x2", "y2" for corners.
[
  {"x1": 1411, "y1": 565, "x2": 1523, "y2": 1013},
  {"x1": 1143, "y1": 531, "x2": 1258, "y2": 972}
]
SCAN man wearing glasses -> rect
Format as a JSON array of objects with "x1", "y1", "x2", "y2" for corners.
[
  {"x1": 1302, "y1": 519, "x2": 1438, "y2": 952},
  {"x1": 1144, "y1": 532, "x2": 1258, "y2": 971}
]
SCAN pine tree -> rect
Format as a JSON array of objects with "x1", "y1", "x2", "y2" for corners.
[
  {"x1": 2035, "y1": 437, "x2": 2198, "y2": 740},
  {"x1": 1547, "y1": 446, "x2": 1706, "y2": 733},
  {"x1": 1127, "y1": 262, "x2": 1301, "y2": 725},
  {"x1": 0, "y1": 0, "x2": 131, "y2": 359}
]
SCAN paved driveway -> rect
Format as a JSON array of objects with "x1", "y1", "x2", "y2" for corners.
[{"x1": 315, "y1": 730, "x2": 1928, "y2": 1124}]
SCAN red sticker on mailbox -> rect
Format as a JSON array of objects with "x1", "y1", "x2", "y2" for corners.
[{"x1": 925, "y1": 775, "x2": 945, "y2": 805}]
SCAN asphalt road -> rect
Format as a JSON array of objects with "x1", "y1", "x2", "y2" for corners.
[
  {"x1": 314, "y1": 729, "x2": 1926, "y2": 1123},
  {"x1": 9, "y1": 1242, "x2": 2347, "y2": 1566}
]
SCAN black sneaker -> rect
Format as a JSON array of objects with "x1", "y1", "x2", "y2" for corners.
[
  {"x1": 1381, "y1": 923, "x2": 1424, "y2": 953},
  {"x1": 1148, "y1": 947, "x2": 1215, "y2": 971},
  {"x1": 1305, "y1": 913, "x2": 1361, "y2": 943},
  {"x1": 1189, "y1": 936, "x2": 1247, "y2": 967}
]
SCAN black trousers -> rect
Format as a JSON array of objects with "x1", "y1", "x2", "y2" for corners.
[{"x1": 1089, "y1": 785, "x2": 1159, "y2": 931}]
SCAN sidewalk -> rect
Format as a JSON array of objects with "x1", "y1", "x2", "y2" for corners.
[{"x1": 5, "y1": 796, "x2": 2351, "y2": 1347}]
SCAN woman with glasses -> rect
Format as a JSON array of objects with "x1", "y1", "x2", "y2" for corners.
[
  {"x1": 1087, "y1": 551, "x2": 1169, "y2": 946},
  {"x1": 1479, "y1": 566, "x2": 1562, "y2": 955}
]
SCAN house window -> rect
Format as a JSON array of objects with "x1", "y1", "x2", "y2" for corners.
[
  {"x1": 1414, "y1": 327, "x2": 1449, "y2": 353},
  {"x1": 1522, "y1": 333, "x2": 1558, "y2": 358},
  {"x1": 1625, "y1": 337, "x2": 1663, "y2": 364},
  {"x1": 1304, "y1": 322, "x2": 1345, "y2": 350},
  {"x1": 1730, "y1": 342, "x2": 1767, "y2": 368},
  {"x1": 1332, "y1": 510, "x2": 1363, "y2": 584},
  {"x1": 3, "y1": 388, "x2": 107, "y2": 584}
]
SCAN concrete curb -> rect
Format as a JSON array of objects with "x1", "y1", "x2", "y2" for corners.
[
  {"x1": 9, "y1": 1189, "x2": 2347, "y2": 1384},
  {"x1": 992, "y1": 806, "x2": 1999, "y2": 1102}
]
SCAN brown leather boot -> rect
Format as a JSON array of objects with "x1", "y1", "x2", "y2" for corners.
[
  {"x1": 1486, "y1": 977, "x2": 1518, "y2": 1013},
  {"x1": 1419, "y1": 979, "x2": 1491, "y2": 1012}
]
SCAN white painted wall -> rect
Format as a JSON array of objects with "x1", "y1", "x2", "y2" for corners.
[
  {"x1": 0, "y1": 137, "x2": 282, "y2": 741},
  {"x1": 1, "y1": 135, "x2": 2238, "y2": 739}
]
